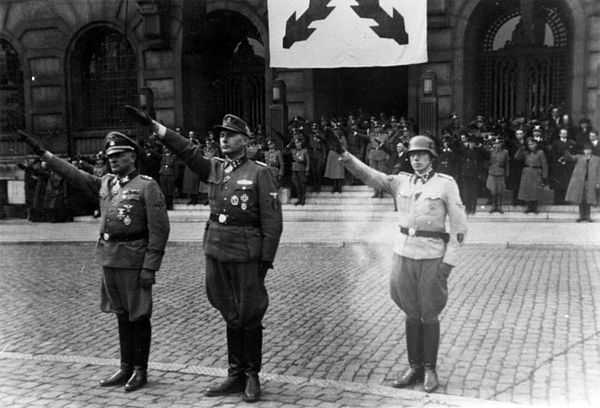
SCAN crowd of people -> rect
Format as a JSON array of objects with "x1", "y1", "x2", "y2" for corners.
[
  {"x1": 14, "y1": 102, "x2": 597, "y2": 401},
  {"x1": 17, "y1": 106, "x2": 599, "y2": 222},
  {"x1": 259, "y1": 107, "x2": 599, "y2": 220}
]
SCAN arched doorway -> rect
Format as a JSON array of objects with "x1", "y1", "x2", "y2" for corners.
[
  {"x1": 465, "y1": 0, "x2": 571, "y2": 120},
  {"x1": 0, "y1": 38, "x2": 25, "y2": 137},
  {"x1": 182, "y1": 9, "x2": 265, "y2": 136},
  {"x1": 68, "y1": 26, "x2": 137, "y2": 153}
]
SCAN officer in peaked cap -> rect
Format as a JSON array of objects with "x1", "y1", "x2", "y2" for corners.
[
  {"x1": 18, "y1": 129, "x2": 169, "y2": 392},
  {"x1": 317, "y1": 132, "x2": 467, "y2": 393},
  {"x1": 126, "y1": 106, "x2": 282, "y2": 403},
  {"x1": 215, "y1": 114, "x2": 252, "y2": 136}
]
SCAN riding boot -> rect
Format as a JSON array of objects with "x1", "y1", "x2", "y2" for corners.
[
  {"x1": 525, "y1": 201, "x2": 532, "y2": 213},
  {"x1": 300, "y1": 184, "x2": 306, "y2": 206},
  {"x1": 243, "y1": 326, "x2": 263, "y2": 402},
  {"x1": 585, "y1": 203, "x2": 592, "y2": 221},
  {"x1": 206, "y1": 326, "x2": 246, "y2": 396},
  {"x1": 392, "y1": 318, "x2": 424, "y2": 388},
  {"x1": 422, "y1": 320, "x2": 440, "y2": 393},
  {"x1": 337, "y1": 180, "x2": 343, "y2": 193},
  {"x1": 497, "y1": 195, "x2": 504, "y2": 214},
  {"x1": 489, "y1": 195, "x2": 497, "y2": 213},
  {"x1": 125, "y1": 317, "x2": 151, "y2": 392},
  {"x1": 532, "y1": 201, "x2": 539, "y2": 214},
  {"x1": 100, "y1": 313, "x2": 134, "y2": 387}
]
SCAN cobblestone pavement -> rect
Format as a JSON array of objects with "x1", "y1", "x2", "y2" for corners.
[{"x1": 1, "y1": 242, "x2": 599, "y2": 407}]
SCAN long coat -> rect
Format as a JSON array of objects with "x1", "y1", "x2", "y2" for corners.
[
  {"x1": 548, "y1": 138, "x2": 576, "y2": 191},
  {"x1": 565, "y1": 154, "x2": 600, "y2": 205},
  {"x1": 516, "y1": 148, "x2": 548, "y2": 201}
]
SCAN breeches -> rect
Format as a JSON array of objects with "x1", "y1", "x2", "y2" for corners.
[
  {"x1": 205, "y1": 257, "x2": 268, "y2": 329},
  {"x1": 101, "y1": 267, "x2": 152, "y2": 322},
  {"x1": 159, "y1": 175, "x2": 176, "y2": 196},
  {"x1": 292, "y1": 171, "x2": 307, "y2": 188},
  {"x1": 390, "y1": 255, "x2": 449, "y2": 322}
]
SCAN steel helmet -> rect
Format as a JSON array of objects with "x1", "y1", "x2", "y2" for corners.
[{"x1": 407, "y1": 135, "x2": 438, "y2": 157}]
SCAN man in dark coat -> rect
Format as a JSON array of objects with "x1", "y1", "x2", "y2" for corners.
[
  {"x1": 19, "y1": 130, "x2": 170, "y2": 392},
  {"x1": 458, "y1": 136, "x2": 488, "y2": 214},
  {"x1": 127, "y1": 106, "x2": 283, "y2": 403},
  {"x1": 548, "y1": 128, "x2": 577, "y2": 204}
]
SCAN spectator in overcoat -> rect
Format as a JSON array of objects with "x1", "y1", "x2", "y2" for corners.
[
  {"x1": 515, "y1": 138, "x2": 548, "y2": 214},
  {"x1": 548, "y1": 128, "x2": 577, "y2": 204},
  {"x1": 564, "y1": 145, "x2": 600, "y2": 222}
]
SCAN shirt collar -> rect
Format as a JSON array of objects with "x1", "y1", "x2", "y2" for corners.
[
  {"x1": 414, "y1": 169, "x2": 435, "y2": 184},
  {"x1": 225, "y1": 155, "x2": 247, "y2": 172}
]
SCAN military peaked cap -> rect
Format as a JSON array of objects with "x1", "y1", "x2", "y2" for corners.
[
  {"x1": 213, "y1": 114, "x2": 251, "y2": 137},
  {"x1": 104, "y1": 132, "x2": 139, "y2": 156}
]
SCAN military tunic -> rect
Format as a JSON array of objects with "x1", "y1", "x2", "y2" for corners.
[
  {"x1": 42, "y1": 153, "x2": 170, "y2": 320},
  {"x1": 157, "y1": 128, "x2": 283, "y2": 328},
  {"x1": 340, "y1": 152, "x2": 467, "y2": 320}
]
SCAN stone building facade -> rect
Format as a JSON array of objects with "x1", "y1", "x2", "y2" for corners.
[{"x1": 1, "y1": 0, "x2": 599, "y2": 201}]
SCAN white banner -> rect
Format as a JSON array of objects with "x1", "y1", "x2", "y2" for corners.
[{"x1": 268, "y1": 0, "x2": 428, "y2": 68}]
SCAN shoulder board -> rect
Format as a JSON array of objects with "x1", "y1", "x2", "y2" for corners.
[
  {"x1": 399, "y1": 171, "x2": 412, "y2": 176},
  {"x1": 437, "y1": 173, "x2": 452, "y2": 179},
  {"x1": 213, "y1": 157, "x2": 225, "y2": 162},
  {"x1": 141, "y1": 175, "x2": 153, "y2": 180},
  {"x1": 253, "y1": 160, "x2": 268, "y2": 167}
]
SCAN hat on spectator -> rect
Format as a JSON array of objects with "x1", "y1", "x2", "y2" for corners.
[
  {"x1": 213, "y1": 114, "x2": 251, "y2": 137},
  {"x1": 104, "y1": 132, "x2": 140, "y2": 156}
]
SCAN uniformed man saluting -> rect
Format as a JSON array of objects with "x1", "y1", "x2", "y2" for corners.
[
  {"x1": 19, "y1": 130, "x2": 170, "y2": 392},
  {"x1": 319, "y1": 131, "x2": 467, "y2": 393},
  {"x1": 126, "y1": 105, "x2": 283, "y2": 403}
]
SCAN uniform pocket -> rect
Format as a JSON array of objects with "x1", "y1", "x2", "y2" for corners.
[{"x1": 397, "y1": 190, "x2": 411, "y2": 211}]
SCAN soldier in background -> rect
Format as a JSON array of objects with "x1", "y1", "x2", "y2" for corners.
[
  {"x1": 308, "y1": 122, "x2": 328, "y2": 192},
  {"x1": 159, "y1": 147, "x2": 177, "y2": 210},
  {"x1": 19, "y1": 129, "x2": 169, "y2": 392},
  {"x1": 263, "y1": 138, "x2": 284, "y2": 184},
  {"x1": 126, "y1": 106, "x2": 282, "y2": 403}
]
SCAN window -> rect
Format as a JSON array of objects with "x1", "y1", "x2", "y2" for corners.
[
  {"x1": 70, "y1": 28, "x2": 137, "y2": 130},
  {"x1": 0, "y1": 39, "x2": 25, "y2": 133}
]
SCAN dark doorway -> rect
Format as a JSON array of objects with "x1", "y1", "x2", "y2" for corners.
[
  {"x1": 465, "y1": 0, "x2": 571, "y2": 120},
  {"x1": 182, "y1": 9, "x2": 265, "y2": 135},
  {"x1": 313, "y1": 66, "x2": 408, "y2": 118}
]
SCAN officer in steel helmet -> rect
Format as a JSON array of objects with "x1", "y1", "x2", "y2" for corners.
[
  {"x1": 318, "y1": 131, "x2": 467, "y2": 393},
  {"x1": 126, "y1": 105, "x2": 282, "y2": 403},
  {"x1": 19, "y1": 130, "x2": 170, "y2": 392}
]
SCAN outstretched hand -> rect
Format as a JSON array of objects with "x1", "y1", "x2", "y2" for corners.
[
  {"x1": 18, "y1": 130, "x2": 46, "y2": 156},
  {"x1": 318, "y1": 128, "x2": 345, "y2": 154},
  {"x1": 125, "y1": 105, "x2": 154, "y2": 127}
]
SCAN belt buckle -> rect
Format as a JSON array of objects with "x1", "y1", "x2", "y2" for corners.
[
  {"x1": 408, "y1": 227, "x2": 417, "y2": 237},
  {"x1": 218, "y1": 214, "x2": 228, "y2": 224},
  {"x1": 102, "y1": 233, "x2": 110, "y2": 241}
]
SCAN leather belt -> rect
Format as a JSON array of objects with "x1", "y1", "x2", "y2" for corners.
[
  {"x1": 400, "y1": 227, "x2": 450, "y2": 243},
  {"x1": 209, "y1": 213, "x2": 259, "y2": 227},
  {"x1": 100, "y1": 231, "x2": 149, "y2": 242}
]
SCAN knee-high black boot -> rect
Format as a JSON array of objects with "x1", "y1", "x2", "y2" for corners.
[
  {"x1": 206, "y1": 326, "x2": 246, "y2": 396},
  {"x1": 243, "y1": 326, "x2": 263, "y2": 402},
  {"x1": 585, "y1": 203, "x2": 592, "y2": 221},
  {"x1": 392, "y1": 318, "x2": 423, "y2": 387},
  {"x1": 125, "y1": 317, "x2": 151, "y2": 392},
  {"x1": 497, "y1": 194, "x2": 504, "y2": 214},
  {"x1": 423, "y1": 320, "x2": 440, "y2": 393},
  {"x1": 100, "y1": 313, "x2": 134, "y2": 387}
]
